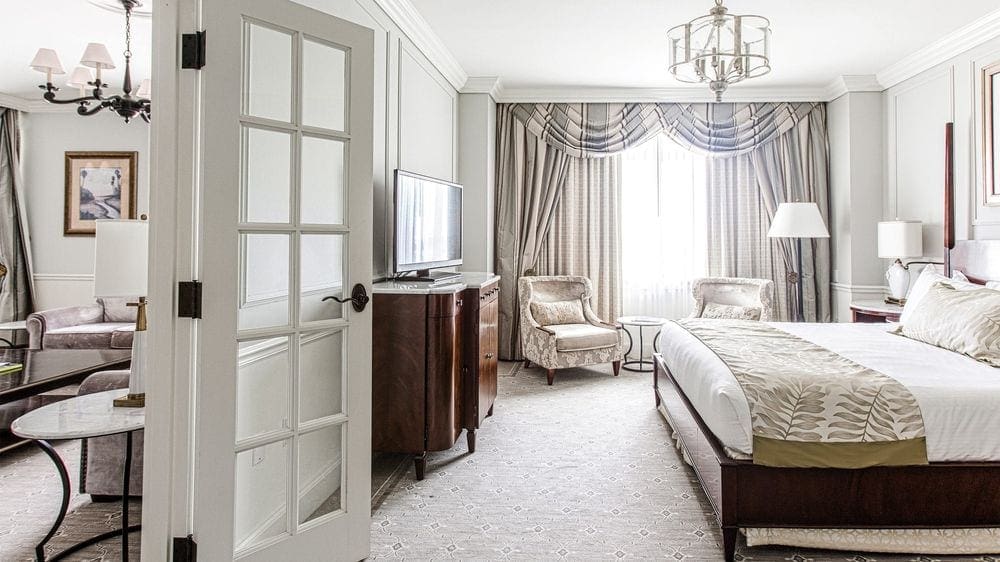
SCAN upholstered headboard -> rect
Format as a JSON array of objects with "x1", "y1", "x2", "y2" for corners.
[{"x1": 950, "y1": 240, "x2": 1000, "y2": 285}]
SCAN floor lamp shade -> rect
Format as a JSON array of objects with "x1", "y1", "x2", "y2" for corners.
[
  {"x1": 94, "y1": 220, "x2": 148, "y2": 298},
  {"x1": 767, "y1": 202, "x2": 830, "y2": 238}
]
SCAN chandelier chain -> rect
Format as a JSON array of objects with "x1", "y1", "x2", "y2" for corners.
[{"x1": 124, "y1": 5, "x2": 133, "y2": 58}]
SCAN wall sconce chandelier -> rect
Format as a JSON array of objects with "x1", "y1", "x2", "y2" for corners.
[
  {"x1": 30, "y1": 0, "x2": 150, "y2": 123},
  {"x1": 667, "y1": 0, "x2": 772, "y2": 102}
]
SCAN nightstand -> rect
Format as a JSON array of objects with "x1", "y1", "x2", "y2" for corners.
[{"x1": 850, "y1": 299, "x2": 903, "y2": 323}]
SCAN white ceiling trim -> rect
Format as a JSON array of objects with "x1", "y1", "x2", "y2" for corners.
[
  {"x1": 496, "y1": 86, "x2": 833, "y2": 104},
  {"x1": 877, "y1": 7, "x2": 1000, "y2": 89},
  {"x1": 460, "y1": 76, "x2": 503, "y2": 100},
  {"x1": 0, "y1": 92, "x2": 77, "y2": 113},
  {"x1": 373, "y1": 0, "x2": 468, "y2": 91},
  {"x1": 823, "y1": 75, "x2": 883, "y2": 101}
]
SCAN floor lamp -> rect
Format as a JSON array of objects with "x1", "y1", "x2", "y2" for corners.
[
  {"x1": 94, "y1": 219, "x2": 149, "y2": 407},
  {"x1": 767, "y1": 202, "x2": 830, "y2": 322}
]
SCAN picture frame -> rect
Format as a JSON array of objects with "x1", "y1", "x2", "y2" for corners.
[
  {"x1": 983, "y1": 61, "x2": 1000, "y2": 207},
  {"x1": 64, "y1": 151, "x2": 138, "y2": 236}
]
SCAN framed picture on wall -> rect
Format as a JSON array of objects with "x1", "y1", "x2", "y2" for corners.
[
  {"x1": 984, "y1": 61, "x2": 1000, "y2": 206},
  {"x1": 64, "y1": 151, "x2": 138, "y2": 235}
]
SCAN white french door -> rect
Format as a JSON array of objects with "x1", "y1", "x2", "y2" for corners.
[{"x1": 188, "y1": 1, "x2": 374, "y2": 559}]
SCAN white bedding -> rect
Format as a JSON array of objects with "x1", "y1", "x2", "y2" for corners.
[{"x1": 659, "y1": 321, "x2": 1000, "y2": 462}]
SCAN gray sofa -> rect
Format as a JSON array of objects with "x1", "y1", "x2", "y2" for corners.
[
  {"x1": 26, "y1": 298, "x2": 136, "y2": 350},
  {"x1": 77, "y1": 369, "x2": 143, "y2": 499}
]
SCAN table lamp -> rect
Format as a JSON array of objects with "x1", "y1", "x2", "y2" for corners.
[
  {"x1": 94, "y1": 219, "x2": 148, "y2": 407},
  {"x1": 877, "y1": 220, "x2": 922, "y2": 304},
  {"x1": 767, "y1": 202, "x2": 830, "y2": 322}
]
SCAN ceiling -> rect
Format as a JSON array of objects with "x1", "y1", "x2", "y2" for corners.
[
  {"x1": 2, "y1": 0, "x2": 151, "y2": 99},
  {"x1": 409, "y1": 0, "x2": 1000, "y2": 91}
]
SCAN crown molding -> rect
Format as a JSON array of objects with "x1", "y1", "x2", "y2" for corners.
[
  {"x1": 877, "y1": 7, "x2": 1000, "y2": 89},
  {"x1": 460, "y1": 76, "x2": 503, "y2": 100},
  {"x1": 496, "y1": 85, "x2": 831, "y2": 104},
  {"x1": 823, "y1": 75, "x2": 883, "y2": 100},
  {"x1": 0, "y1": 91, "x2": 81, "y2": 113},
  {"x1": 372, "y1": 0, "x2": 468, "y2": 91}
]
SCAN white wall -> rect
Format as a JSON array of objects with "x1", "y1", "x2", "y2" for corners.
[
  {"x1": 20, "y1": 112, "x2": 150, "y2": 310},
  {"x1": 828, "y1": 92, "x2": 886, "y2": 321},
  {"x1": 457, "y1": 92, "x2": 496, "y2": 273},
  {"x1": 884, "y1": 35, "x2": 1000, "y2": 246}
]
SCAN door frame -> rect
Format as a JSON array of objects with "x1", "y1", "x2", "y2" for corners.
[{"x1": 142, "y1": 0, "x2": 201, "y2": 559}]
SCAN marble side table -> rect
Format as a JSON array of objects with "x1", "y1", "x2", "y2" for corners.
[{"x1": 10, "y1": 389, "x2": 144, "y2": 561}]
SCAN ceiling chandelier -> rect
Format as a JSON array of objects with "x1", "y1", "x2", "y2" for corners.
[
  {"x1": 29, "y1": 0, "x2": 150, "y2": 123},
  {"x1": 667, "y1": 0, "x2": 771, "y2": 102}
]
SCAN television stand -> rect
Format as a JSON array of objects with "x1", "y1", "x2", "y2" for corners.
[{"x1": 398, "y1": 270, "x2": 462, "y2": 284}]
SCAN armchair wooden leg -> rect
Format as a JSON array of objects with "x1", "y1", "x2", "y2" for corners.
[
  {"x1": 612, "y1": 360, "x2": 621, "y2": 376},
  {"x1": 523, "y1": 359, "x2": 532, "y2": 369},
  {"x1": 546, "y1": 369, "x2": 556, "y2": 385}
]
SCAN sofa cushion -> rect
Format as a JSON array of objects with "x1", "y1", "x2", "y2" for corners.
[
  {"x1": 546, "y1": 323, "x2": 619, "y2": 352},
  {"x1": 99, "y1": 297, "x2": 139, "y2": 323},
  {"x1": 43, "y1": 322, "x2": 134, "y2": 349},
  {"x1": 531, "y1": 300, "x2": 586, "y2": 326},
  {"x1": 110, "y1": 326, "x2": 135, "y2": 349}
]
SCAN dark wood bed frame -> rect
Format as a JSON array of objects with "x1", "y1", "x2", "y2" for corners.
[{"x1": 652, "y1": 123, "x2": 1000, "y2": 560}]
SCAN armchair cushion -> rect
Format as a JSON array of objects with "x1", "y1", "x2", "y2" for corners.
[
  {"x1": 530, "y1": 300, "x2": 586, "y2": 326},
  {"x1": 99, "y1": 297, "x2": 138, "y2": 323},
  {"x1": 110, "y1": 326, "x2": 135, "y2": 349},
  {"x1": 43, "y1": 322, "x2": 134, "y2": 349},
  {"x1": 27, "y1": 303, "x2": 105, "y2": 348},
  {"x1": 546, "y1": 323, "x2": 619, "y2": 352},
  {"x1": 701, "y1": 302, "x2": 762, "y2": 321}
]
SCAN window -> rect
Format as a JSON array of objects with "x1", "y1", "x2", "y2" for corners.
[{"x1": 621, "y1": 135, "x2": 707, "y2": 319}]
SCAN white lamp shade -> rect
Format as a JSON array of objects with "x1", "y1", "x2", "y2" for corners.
[
  {"x1": 66, "y1": 66, "x2": 93, "y2": 88},
  {"x1": 136, "y1": 78, "x2": 151, "y2": 99},
  {"x1": 877, "y1": 220, "x2": 923, "y2": 259},
  {"x1": 94, "y1": 220, "x2": 148, "y2": 297},
  {"x1": 767, "y1": 202, "x2": 830, "y2": 238},
  {"x1": 29, "y1": 48, "x2": 65, "y2": 74},
  {"x1": 80, "y1": 42, "x2": 116, "y2": 69}
]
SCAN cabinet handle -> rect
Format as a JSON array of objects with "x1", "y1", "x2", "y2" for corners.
[
  {"x1": 457, "y1": 299, "x2": 463, "y2": 307},
  {"x1": 485, "y1": 353, "x2": 494, "y2": 359}
]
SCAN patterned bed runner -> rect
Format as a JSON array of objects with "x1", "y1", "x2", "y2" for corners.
[{"x1": 675, "y1": 319, "x2": 928, "y2": 468}]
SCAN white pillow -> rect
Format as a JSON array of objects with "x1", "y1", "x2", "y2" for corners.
[{"x1": 900, "y1": 267, "x2": 980, "y2": 325}]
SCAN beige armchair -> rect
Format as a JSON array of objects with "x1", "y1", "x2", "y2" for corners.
[
  {"x1": 690, "y1": 277, "x2": 775, "y2": 321},
  {"x1": 518, "y1": 275, "x2": 626, "y2": 385}
]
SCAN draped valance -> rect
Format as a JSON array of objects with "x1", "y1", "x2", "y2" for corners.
[{"x1": 508, "y1": 102, "x2": 822, "y2": 158}]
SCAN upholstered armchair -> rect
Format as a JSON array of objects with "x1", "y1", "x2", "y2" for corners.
[
  {"x1": 690, "y1": 277, "x2": 775, "y2": 321},
  {"x1": 77, "y1": 369, "x2": 143, "y2": 499},
  {"x1": 26, "y1": 298, "x2": 136, "y2": 350},
  {"x1": 518, "y1": 275, "x2": 626, "y2": 385}
]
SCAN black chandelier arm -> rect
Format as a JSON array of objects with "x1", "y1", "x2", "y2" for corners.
[
  {"x1": 42, "y1": 88, "x2": 105, "y2": 106},
  {"x1": 77, "y1": 100, "x2": 114, "y2": 116}
]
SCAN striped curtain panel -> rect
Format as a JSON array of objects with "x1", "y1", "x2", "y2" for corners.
[{"x1": 0, "y1": 108, "x2": 34, "y2": 327}]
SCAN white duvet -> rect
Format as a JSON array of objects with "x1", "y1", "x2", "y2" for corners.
[{"x1": 659, "y1": 321, "x2": 1000, "y2": 462}]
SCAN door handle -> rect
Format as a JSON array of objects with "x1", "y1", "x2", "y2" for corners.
[{"x1": 323, "y1": 283, "x2": 370, "y2": 312}]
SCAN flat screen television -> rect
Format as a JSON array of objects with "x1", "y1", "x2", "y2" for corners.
[{"x1": 392, "y1": 170, "x2": 463, "y2": 282}]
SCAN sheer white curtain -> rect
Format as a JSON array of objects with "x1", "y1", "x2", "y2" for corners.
[{"x1": 621, "y1": 135, "x2": 706, "y2": 319}]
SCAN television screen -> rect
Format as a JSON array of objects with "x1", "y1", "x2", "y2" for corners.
[{"x1": 393, "y1": 170, "x2": 463, "y2": 273}]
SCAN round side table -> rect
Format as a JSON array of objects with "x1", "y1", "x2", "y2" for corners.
[
  {"x1": 11, "y1": 389, "x2": 144, "y2": 561},
  {"x1": 617, "y1": 316, "x2": 668, "y2": 372}
]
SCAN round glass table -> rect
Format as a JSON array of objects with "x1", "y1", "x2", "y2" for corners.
[{"x1": 617, "y1": 316, "x2": 668, "y2": 372}]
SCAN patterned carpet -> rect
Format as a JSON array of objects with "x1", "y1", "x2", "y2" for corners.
[
  {"x1": 0, "y1": 440, "x2": 140, "y2": 561},
  {"x1": 369, "y1": 362, "x2": 995, "y2": 561}
]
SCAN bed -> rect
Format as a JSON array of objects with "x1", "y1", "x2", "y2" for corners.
[{"x1": 653, "y1": 237, "x2": 1000, "y2": 560}]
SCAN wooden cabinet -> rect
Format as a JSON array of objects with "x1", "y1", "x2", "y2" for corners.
[
  {"x1": 372, "y1": 276, "x2": 499, "y2": 480},
  {"x1": 462, "y1": 279, "x2": 499, "y2": 453}
]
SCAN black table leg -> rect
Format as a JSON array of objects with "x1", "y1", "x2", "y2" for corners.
[
  {"x1": 34, "y1": 434, "x2": 141, "y2": 562},
  {"x1": 34, "y1": 440, "x2": 71, "y2": 562}
]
